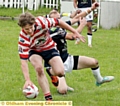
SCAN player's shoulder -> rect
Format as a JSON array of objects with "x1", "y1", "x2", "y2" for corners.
[{"x1": 35, "y1": 16, "x2": 45, "y2": 23}]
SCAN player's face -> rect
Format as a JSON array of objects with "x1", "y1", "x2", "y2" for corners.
[
  {"x1": 22, "y1": 24, "x2": 35, "y2": 36},
  {"x1": 51, "y1": 12, "x2": 61, "y2": 19},
  {"x1": 55, "y1": 12, "x2": 61, "y2": 19}
]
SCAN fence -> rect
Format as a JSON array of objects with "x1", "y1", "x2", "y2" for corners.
[
  {"x1": 41, "y1": 0, "x2": 59, "y2": 9},
  {"x1": 0, "y1": 0, "x2": 60, "y2": 11}
]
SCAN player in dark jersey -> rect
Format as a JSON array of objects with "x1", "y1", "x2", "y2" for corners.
[
  {"x1": 45, "y1": 2, "x2": 114, "y2": 94},
  {"x1": 73, "y1": 0, "x2": 96, "y2": 47}
]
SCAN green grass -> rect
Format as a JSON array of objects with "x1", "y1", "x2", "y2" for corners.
[
  {"x1": 0, "y1": 8, "x2": 120, "y2": 106},
  {"x1": 0, "y1": 7, "x2": 52, "y2": 17}
]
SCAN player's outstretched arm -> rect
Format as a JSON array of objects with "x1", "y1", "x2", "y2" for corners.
[
  {"x1": 76, "y1": 17, "x2": 87, "y2": 33},
  {"x1": 70, "y1": 2, "x2": 99, "y2": 25},
  {"x1": 58, "y1": 19, "x2": 85, "y2": 43},
  {"x1": 20, "y1": 59, "x2": 33, "y2": 89},
  {"x1": 73, "y1": 2, "x2": 99, "y2": 22}
]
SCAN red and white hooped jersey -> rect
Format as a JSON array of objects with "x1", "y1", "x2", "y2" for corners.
[{"x1": 18, "y1": 16, "x2": 59, "y2": 60}]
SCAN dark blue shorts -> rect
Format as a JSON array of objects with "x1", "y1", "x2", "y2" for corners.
[{"x1": 29, "y1": 48, "x2": 60, "y2": 64}]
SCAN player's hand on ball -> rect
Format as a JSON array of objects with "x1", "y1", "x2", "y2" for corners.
[
  {"x1": 23, "y1": 80, "x2": 33, "y2": 89},
  {"x1": 23, "y1": 84, "x2": 39, "y2": 99}
]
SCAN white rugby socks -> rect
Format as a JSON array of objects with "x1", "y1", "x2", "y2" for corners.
[
  {"x1": 91, "y1": 67, "x2": 103, "y2": 83},
  {"x1": 87, "y1": 33, "x2": 92, "y2": 47}
]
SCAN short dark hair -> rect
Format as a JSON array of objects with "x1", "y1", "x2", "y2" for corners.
[{"x1": 18, "y1": 12, "x2": 35, "y2": 27}]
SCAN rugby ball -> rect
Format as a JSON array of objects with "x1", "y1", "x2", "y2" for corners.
[{"x1": 23, "y1": 84, "x2": 39, "y2": 99}]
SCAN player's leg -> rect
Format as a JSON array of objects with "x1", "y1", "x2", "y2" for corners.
[
  {"x1": 44, "y1": 48, "x2": 65, "y2": 88},
  {"x1": 57, "y1": 55, "x2": 75, "y2": 94},
  {"x1": 46, "y1": 67, "x2": 74, "y2": 94},
  {"x1": 57, "y1": 76, "x2": 74, "y2": 94},
  {"x1": 75, "y1": 56, "x2": 114, "y2": 86},
  {"x1": 87, "y1": 21, "x2": 92, "y2": 47},
  {"x1": 29, "y1": 54, "x2": 52, "y2": 101},
  {"x1": 57, "y1": 77, "x2": 68, "y2": 94},
  {"x1": 43, "y1": 48, "x2": 64, "y2": 77},
  {"x1": 49, "y1": 56, "x2": 64, "y2": 77},
  {"x1": 86, "y1": 11, "x2": 93, "y2": 47},
  {"x1": 46, "y1": 67, "x2": 59, "y2": 87},
  {"x1": 47, "y1": 55, "x2": 74, "y2": 94},
  {"x1": 49, "y1": 56, "x2": 73, "y2": 93},
  {"x1": 77, "y1": 56, "x2": 103, "y2": 82},
  {"x1": 92, "y1": 8, "x2": 98, "y2": 32},
  {"x1": 44, "y1": 49, "x2": 65, "y2": 87}
]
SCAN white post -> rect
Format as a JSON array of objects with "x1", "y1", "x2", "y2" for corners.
[
  {"x1": 34, "y1": 0, "x2": 37, "y2": 11},
  {"x1": 41, "y1": 0, "x2": 44, "y2": 7},
  {"x1": 22, "y1": 0, "x2": 25, "y2": 13},
  {"x1": 60, "y1": 0, "x2": 61, "y2": 11},
  {"x1": 28, "y1": 0, "x2": 33, "y2": 10},
  {"x1": 17, "y1": 0, "x2": 20, "y2": 8},
  {"x1": 35, "y1": 0, "x2": 40, "y2": 10},
  {"x1": 97, "y1": 0, "x2": 101, "y2": 29},
  {"x1": 5, "y1": 0, "x2": 8, "y2": 8},
  {"x1": 49, "y1": 0, "x2": 51, "y2": 8},
  {"x1": 56, "y1": 0, "x2": 58, "y2": 9},
  {"x1": 14, "y1": 0, "x2": 17, "y2": 8},
  {"x1": 10, "y1": 0, "x2": 13, "y2": 8},
  {"x1": 0, "y1": 0, "x2": 3, "y2": 6},
  {"x1": 46, "y1": 0, "x2": 48, "y2": 8},
  {"x1": 53, "y1": 0, "x2": 55, "y2": 8}
]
